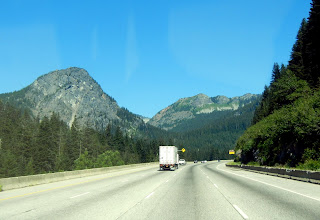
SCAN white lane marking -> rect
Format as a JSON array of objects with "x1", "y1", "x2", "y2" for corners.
[
  {"x1": 214, "y1": 184, "x2": 218, "y2": 188},
  {"x1": 122, "y1": 179, "x2": 129, "y2": 183},
  {"x1": 200, "y1": 169, "x2": 206, "y2": 175},
  {"x1": 218, "y1": 163, "x2": 320, "y2": 203},
  {"x1": 233, "y1": 205, "x2": 249, "y2": 219},
  {"x1": 70, "y1": 192, "x2": 90, "y2": 199},
  {"x1": 166, "y1": 180, "x2": 169, "y2": 183},
  {"x1": 207, "y1": 176, "x2": 209, "y2": 179},
  {"x1": 146, "y1": 192, "x2": 154, "y2": 199}
]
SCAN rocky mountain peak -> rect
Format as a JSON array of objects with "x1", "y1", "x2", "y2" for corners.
[
  {"x1": 211, "y1": 95, "x2": 229, "y2": 104},
  {"x1": 1, "y1": 67, "x2": 143, "y2": 132}
]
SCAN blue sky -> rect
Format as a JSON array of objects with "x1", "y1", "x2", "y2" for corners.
[{"x1": 0, "y1": 0, "x2": 312, "y2": 118}]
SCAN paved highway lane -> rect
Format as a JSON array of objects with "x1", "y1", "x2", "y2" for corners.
[
  {"x1": 202, "y1": 162, "x2": 320, "y2": 220},
  {"x1": 0, "y1": 162, "x2": 319, "y2": 220}
]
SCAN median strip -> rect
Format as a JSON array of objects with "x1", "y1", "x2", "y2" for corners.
[{"x1": 0, "y1": 165, "x2": 157, "y2": 202}]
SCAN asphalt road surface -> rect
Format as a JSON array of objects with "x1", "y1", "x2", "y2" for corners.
[{"x1": 1, "y1": 161, "x2": 319, "y2": 220}]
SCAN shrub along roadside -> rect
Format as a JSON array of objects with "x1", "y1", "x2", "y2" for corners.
[
  {"x1": 296, "y1": 159, "x2": 320, "y2": 171},
  {"x1": 236, "y1": 91, "x2": 320, "y2": 168}
]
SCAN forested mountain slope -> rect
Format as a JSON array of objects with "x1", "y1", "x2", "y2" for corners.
[
  {"x1": 175, "y1": 98, "x2": 260, "y2": 161},
  {"x1": 148, "y1": 93, "x2": 260, "y2": 132},
  {"x1": 236, "y1": 0, "x2": 320, "y2": 170},
  {"x1": 0, "y1": 100, "x2": 169, "y2": 178}
]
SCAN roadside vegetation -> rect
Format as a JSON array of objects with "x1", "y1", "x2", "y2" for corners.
[
  {"x1": 226, "y1": 161, "x2": 241, "y2": 166},
  {"x1": 0, "y1": 105, "x2": 163, "y2": 178},
  {"x1": 235, "y1": 0, "x2": 320, "y2": 171}
]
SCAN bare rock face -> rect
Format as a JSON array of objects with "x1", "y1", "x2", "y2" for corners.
[
  {"x1": 1, "y1": 67, "x2": 143, "y2": 131},
  {"x1": 148, "y1": 93, "x2": 260, "y2": 131}
]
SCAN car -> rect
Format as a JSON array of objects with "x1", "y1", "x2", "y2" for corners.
[
  {"x1": 201, "y1": 160, "x2": 207, "y2": 163},
  {"x1": 179, "y1": 159, "x2": 186, "y2": 165},
  {"x1": 194, "y1": 160, "x2": 198, "y2": 163}
]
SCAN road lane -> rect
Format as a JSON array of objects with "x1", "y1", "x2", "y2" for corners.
[
  {"x1": 202, "y1": 162, "x2": 320, "y2": 220},
  {"x1": 119, "y1": 163, "x2": 243, "y2": 220},
  {"x1": 0, "y1": 161, "x2": 319, "y2": 220}
]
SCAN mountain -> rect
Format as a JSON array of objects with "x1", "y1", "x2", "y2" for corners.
[
  {"x1": 0, "y1": 67, "x2": 144, "y2": 134},
  {"x1": 148, "y1": 93, "x2": 260, "y2": 132},
  {"x1": 174, "y1": 97, "x2": 261, "y2": 160}
]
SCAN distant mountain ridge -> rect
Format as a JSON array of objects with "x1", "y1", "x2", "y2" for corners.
[
  {"x1": 0, "y1": 67, "x2": 260, "y2": 137},
  {"x1": 0, "y1": 67, "x2": 143, "y2": 134},
  {"x1": 148, "y1": 93, "x2": 260, "y2": 131}
]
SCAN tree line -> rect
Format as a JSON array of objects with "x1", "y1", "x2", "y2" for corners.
[
  {"x1": 0, "y1": 93, "x2": 256, "y2": 178},
  {"x1": 173, "y1": 97, "x2": 261, "y2": 161},
  {"x1": 0, "y1": 101, "x2": 166, "y2": 178},
  {"x1": 236, "y1": 0, "x2": 320, "y2": 170}
]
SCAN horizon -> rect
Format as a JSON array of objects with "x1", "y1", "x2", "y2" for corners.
[{"x1": 0, "y1": 0, "x2": 312, "y2": 117}]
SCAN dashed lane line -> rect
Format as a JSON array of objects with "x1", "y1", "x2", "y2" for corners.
[
  {"x1": 70, "y1": 192, "x2": 90, "y2": 199},
  {"x1": 233, "y1": 205, "x2": 249, "y2": 219},
  {"x1": 0, "y1": 167, "x2": 157, "y2": 202},
  {"x1": 145, "y1": 192, "x2": 154, "y2": 199}
]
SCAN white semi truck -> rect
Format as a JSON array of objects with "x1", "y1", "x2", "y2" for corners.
[{"x1": 159, "y1": 146, "x2": 179, "y2": 171}]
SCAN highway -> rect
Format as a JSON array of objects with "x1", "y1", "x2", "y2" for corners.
[{"x1": 0, "y1": 161, "x2": 319, "y2": 220}]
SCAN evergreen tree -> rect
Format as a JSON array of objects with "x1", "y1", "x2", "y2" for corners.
[
  {"x1": 25, "y1": 157, "x2": 35, "y2": 175},
  {"x1": 114, "y1": 126, "x2": 125, "y2": 152},
  {"x1": 252, "y1": 85, "x2": 271, "y2": 124},
  {"x1": 288, "y1": 18, "x2": 307, "y2": 78},
  {"x1": 65, "y1": 116, "x2": 81, "y2": 170},
  {"x1": 271, "y1": 63, "x2": 281, "y2": 83},
  {"x1": 301, "y1": 0, "x2": 320, "y2": 87},
  {"x1": 0, "y1": 150, "x2": 19, "y2": 177},
  {"x1": 34, "y1": 116, "x2": 55, "y2": 173}
]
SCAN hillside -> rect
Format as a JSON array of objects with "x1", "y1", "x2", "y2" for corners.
[
  {"x1": 236, "y1": 1, "x2": 320, "y2": 170},
  {"x1": 0, "y1": 67, "x2": 145, "y2": 135},
  {"x1": 174, "y1": 97, "x2": 261, "y2": 160},
  {"x1": 148, "y1": 93, "x2": 260, "y2": 132}
]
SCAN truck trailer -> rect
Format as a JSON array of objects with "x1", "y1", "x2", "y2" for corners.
[{"x1": 159, "y1": 146, "x2": 179, "y2": 171}]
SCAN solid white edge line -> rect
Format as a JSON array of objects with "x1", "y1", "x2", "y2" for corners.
[
  {"x1": 70, "y1": 192, "x2": 90, "y2": 199},
  {"x1": 214, "y1": 184, "x2": 218, "y2": 188},
  {"x1": 233, "y1": 204, "x2": 249, "y2": 219},
  {"x1": 218, "y1": 163, "x2": 320, "y2": 203},
  {"x1": 146, "y1": 192, "x2": 154, "y2": 199}
]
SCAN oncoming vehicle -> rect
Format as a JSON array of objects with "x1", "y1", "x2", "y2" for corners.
[{"x1": 194, "y1": 160, "x2": 198, "y2": 163}]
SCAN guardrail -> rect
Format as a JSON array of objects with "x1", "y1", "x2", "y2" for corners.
[
  {"x1": 0, "y1": 162, "x2": 158, "y2": 191},
  {"x1": 226, "y1": 164, "x2": 320, "y2": 184}
]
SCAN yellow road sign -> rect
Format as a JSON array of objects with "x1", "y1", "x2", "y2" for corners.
[
  {"x1": 229, "y1": 150, "x2": 235, "y2": 154},
  {"x1": 181, "y1": 148, "x2": 186, "y2": 153}
]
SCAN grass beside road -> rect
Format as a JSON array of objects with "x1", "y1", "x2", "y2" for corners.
[{"x1": 226, "y1": 161, "x2": 241, "y2": 166}]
